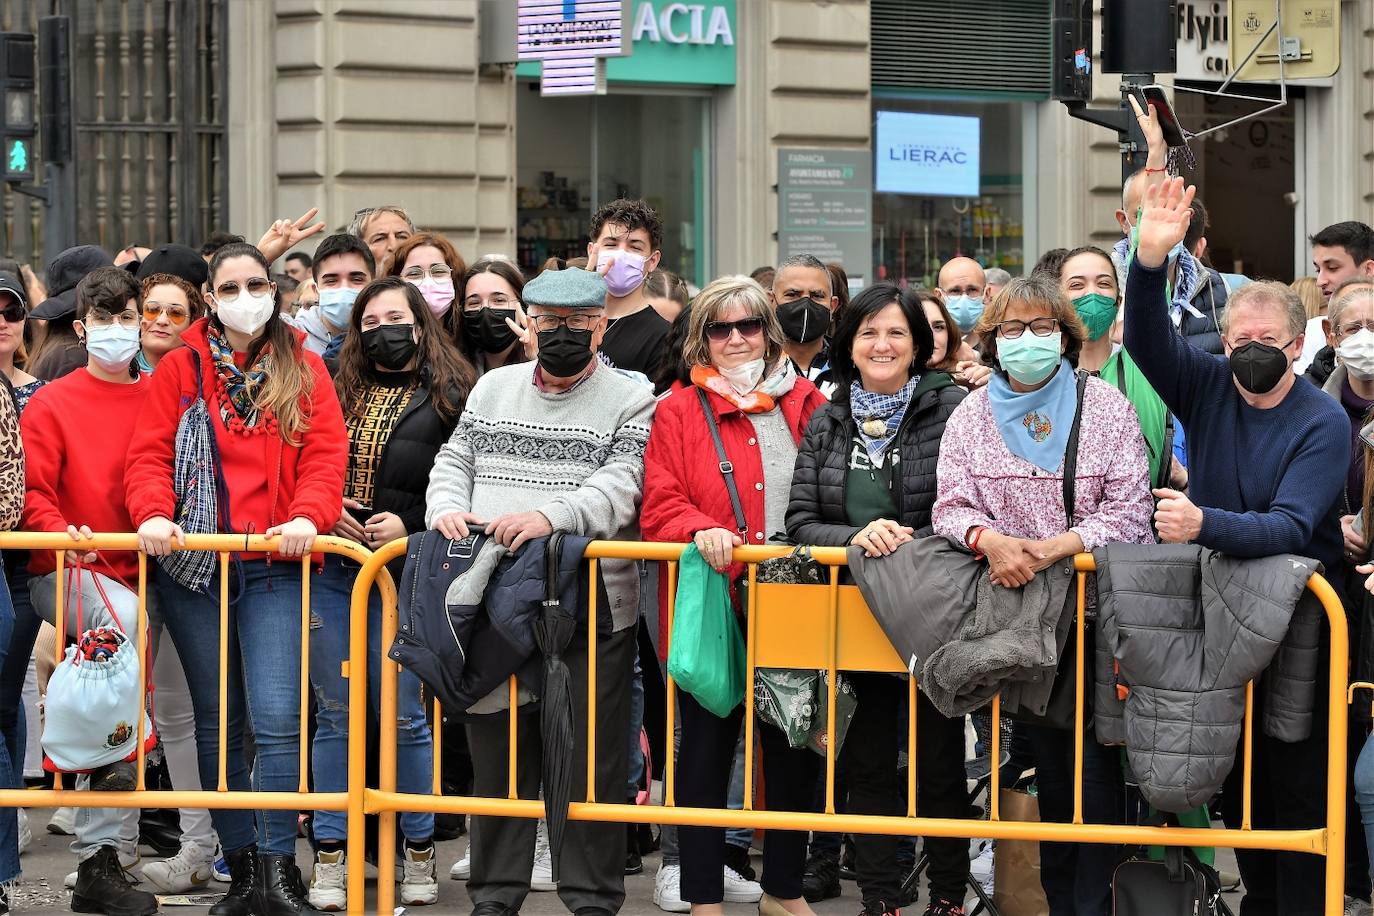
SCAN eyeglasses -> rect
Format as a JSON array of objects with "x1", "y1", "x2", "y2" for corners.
[
  {"x1": 214, "y1": 278, "x2": 272, "y2": 301},
  {"x1": 0, "y1": 304, "x2": 25, "y2": 324},
  {"x1": 143, "y1": 301, "x2": 191, "y2": 326},
  {"x1": 996, "y1": 317, "x2": 1059, "y2": 339},
  {"x1": 705, "y1": 317, "x2": 766, "y2": 342},
  {"x1": 401, "y1": 264, "x2": 453, "y2": 282},
  {"x1": 84, "y1": 309, "x2": 141, "y2": 329},
  {"x1": 463, "y1": 293, "x2": 516, "y2": 312},
  {"x1": 529, "y1": 313, "x2": 600, "y2": 332},
  {"x1": 1337, "y1": 320, "x2": 1374, "y2": 340}
]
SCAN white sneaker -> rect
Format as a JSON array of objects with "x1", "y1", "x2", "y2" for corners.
[
  {"x1": 141, "y1": 843, "x2": 215, "y2": 894},
  {"x1": 47, "y1": 806, "x2": 75, "y2": 836},
  {"x1": 531, "y1": 820, "x2": 556, "y2": 891},
  {"x1": 65, "y1": 848, "x2": 139, "y2": 888},
  {"x1": 653, "y1": 862, "x2": 689, "y2": 913},
  {"x1": 970, "y1": 840, "x2": 995, "y2": 896},
  {"x1": 399, "y1": 845, "x2": 439, "y2": 906},
  {"x1": 308, "y1": 849, "x2": 348, "y2": 912},
  {"x1": 16, "y1": 810, "x2": 29, "y2": 856},
  {"x1": 449, "y1": 852, "x2": 470, "y2": 880},
  {"x1": 723, "y1": 864, "x2": 763, "y2": 903}
]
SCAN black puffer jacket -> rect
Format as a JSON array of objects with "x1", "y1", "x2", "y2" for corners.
[
  {"x1": 369, "y1": 378, "x2": 465, "y2": 534},
  {"x1": 786, "y1": 372, "x2": 965, "y2": 545},
  {"x1": 1179, "y1": 268, "x2": 1230, "y2": 356}
]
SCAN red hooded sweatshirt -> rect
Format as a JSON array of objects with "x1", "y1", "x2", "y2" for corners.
[{"x1": 124, "y1": 319, "x2": 347, "y2": 550}]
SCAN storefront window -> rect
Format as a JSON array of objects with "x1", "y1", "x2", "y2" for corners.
[
  {"x1": 516, "y1": 88, "x2": 709, "y2": 285},
  {"x1": 871, "y1": 98, "x2": 1027, "y2": 289}
]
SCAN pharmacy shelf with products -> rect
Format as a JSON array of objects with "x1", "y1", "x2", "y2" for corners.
[
  {"x1": 517, "y1": 171, "x2": 590, "y2": 275},
  {"x1": 873, "y1": 179, "x2": 1025, "y2": 290}
]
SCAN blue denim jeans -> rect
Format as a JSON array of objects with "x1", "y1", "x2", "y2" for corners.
[
  {"x1": 157, "y1": 560, "x2": 311, "y2": 856},
  {"x1": 1354, "y1": 731, "x2": 1374, "y2": 890},
  {"x1": 308, "y1": 555, "x2": 433, "y2": 842}
]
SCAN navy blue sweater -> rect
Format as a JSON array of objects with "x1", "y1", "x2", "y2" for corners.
[{"x1": 1123, "y1": 259, "x2": 1349, "y2": 573}]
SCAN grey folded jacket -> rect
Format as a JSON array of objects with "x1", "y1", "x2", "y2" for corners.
[
  {"x1": 848, "y1": 537, "x2": 1076, "y2": 718},
  {"x1": 1092, "y1": 543, "x2": 1320, "y2": 813}
]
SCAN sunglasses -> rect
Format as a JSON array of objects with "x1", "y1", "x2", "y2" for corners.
[
  {"x1": 705, "y1": 317, "x2": 766, "y2": 342},
  {"x1": 143, "y1": 302, "x2": 191, "y2": 326},
  {"x1": 0, "y1": 304, "x2": 25, "y2": 324}
]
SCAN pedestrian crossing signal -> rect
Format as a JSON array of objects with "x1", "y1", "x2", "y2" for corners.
[{"x1": 3, "y1": 136, "x2": 31, "y2": 181}]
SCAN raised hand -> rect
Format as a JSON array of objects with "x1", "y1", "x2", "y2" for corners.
[
  {"x1": 256, "y1": 207, "x2": 327, "y2": 264},
  {"x1": 1135, "y1": 177, "x2": 1196, "y2": 270}
]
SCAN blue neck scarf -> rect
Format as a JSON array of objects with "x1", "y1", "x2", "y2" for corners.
[
  {"x1": 987, "y1": 360, "x2": 1076, "y2": 473},
  {"x1": 850, "y1": 375, "x2": 920, "y2": 462}
]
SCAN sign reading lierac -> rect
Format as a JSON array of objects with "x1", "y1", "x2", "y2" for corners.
[
  {"x1": 517, "y1": 0, "x2": 627, "y2": 96},
  {"x1": 516, "y1": 0, "x2": 736, "y2": 87},
  {"x1": 778, "y1": 148, "x2": 872, "y2": 287}
]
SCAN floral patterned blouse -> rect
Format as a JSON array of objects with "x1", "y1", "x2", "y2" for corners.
[{"x1": 932, "y1": 374, "x2": 1155, "y2": 550}]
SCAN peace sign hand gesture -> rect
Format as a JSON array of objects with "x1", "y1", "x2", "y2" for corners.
[
  {"x1": 256, "y1": 207, "x2": 328, "y2": 263},
  {"x1": 1135, "y1": 176, "x2": 1196, "y2": 270}
]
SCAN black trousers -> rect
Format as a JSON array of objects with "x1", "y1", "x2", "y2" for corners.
[
  {"x1": 842, "y1": 673, "x2": 969, "y2": 907},
  {"x1": 676, "y1": 689, "x2": 819, "y2": 904},
  {"x1": 1219, "y1": 673, "x2": 1330, "y2": 916},
  {"x1": 465, "y1": 624, "x2": 637, "y2": 914}
]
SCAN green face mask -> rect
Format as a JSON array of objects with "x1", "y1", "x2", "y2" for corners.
[{"x1": 1072, "y1": 292, "x2": 1119, "y2": 341}]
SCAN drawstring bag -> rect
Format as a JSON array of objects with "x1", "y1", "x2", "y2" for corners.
[
  {"x1": 160, "y1": 348, "x2": 231, "y2": 594},
  {"x1": 41, "y1": 567, "x2": 157, "y2": 772},
  {"x1": 667, "y1": 543, "x2": 746, "y2": 717}
]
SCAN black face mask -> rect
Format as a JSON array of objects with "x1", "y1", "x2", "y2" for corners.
[
  {"x1": 463, "y1": 308, "x2": 519, "y2": 354},
  {"x1": 776, "y1": 297, "x2": 831, "y2": 344},
  {"x1": 361, "y1": 323, "x2": 419, "y2": 371},
  {"x1": 536, "y1": 325, "x2": 595, "y2": 378},
  {"x1": 1228, "y1": 339, "x2": 1292, "y2": 394}
]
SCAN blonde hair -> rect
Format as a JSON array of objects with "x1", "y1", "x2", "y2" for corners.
[
  {"x1": 681, "y1": 275, "x2": 786, "y2": 370},
  {"x1": 1291, "y1": 276, "x2": 1325, "y2": 320}
]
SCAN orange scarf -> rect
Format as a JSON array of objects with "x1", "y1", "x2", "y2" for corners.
[{"x1": 690, "y1": 364, "x2": 778, "y2": 414}]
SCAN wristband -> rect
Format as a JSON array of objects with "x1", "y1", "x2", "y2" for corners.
[
  {"x1": 967, "y1": 526, "x2": 986, "y2": 557},
  {"x1": 1144, "y1": 167, "x2": 1167, "y2": 174}
]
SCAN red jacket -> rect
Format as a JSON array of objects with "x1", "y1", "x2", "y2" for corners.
[
  {"x1": 641, "y1": 378, "x2": 825, "y2": 658},
  {"x1": 124, "y1": 320, "x2": 347, "y2": 549}
]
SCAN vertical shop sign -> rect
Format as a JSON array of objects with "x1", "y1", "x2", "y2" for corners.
[
  {"x1": 778, "y1": 148, "x2": 873, "y2": 287},
  {"x1": 517, "y1": 0, "x2": 628, "y2": 96}
]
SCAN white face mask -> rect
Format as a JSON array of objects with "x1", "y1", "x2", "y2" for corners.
[
  {"x1": 718, "y1": 358, "x2": 765, "y2": 395},
  {"x1": 1337, "y1": 327, "x2": 1374, "y2": 381},
  {"x1": 215, "y1": 290, "x2": 275, "y2": 336}
]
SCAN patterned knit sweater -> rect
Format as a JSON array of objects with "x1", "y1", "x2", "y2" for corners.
[{"x1": 425, "y1": 361, "x2": 656, "y2": 629}]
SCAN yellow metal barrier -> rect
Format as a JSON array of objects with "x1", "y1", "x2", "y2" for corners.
[
  {"x1": 0, "y1": 533, "x2": 388, "y2": 916},
  {"x1": 362, "y1": 541, "x2": 1349, "y2": 916}
]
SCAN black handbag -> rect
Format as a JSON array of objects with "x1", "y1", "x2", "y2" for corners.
[
  {"x1": 1006, "y1": 370, "x2": 1089, "y2": 732},
  {"x1": 1112, "y1": 845, "x2": 1234, "y2": 916}
]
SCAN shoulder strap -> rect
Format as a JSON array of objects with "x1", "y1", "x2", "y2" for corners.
[
  {"x1": 1062, "y1": 370, "x2": 1089, "y2": 530},
  {"x1": 696, "y1": 388, "x2": 747, "y2": 534}
]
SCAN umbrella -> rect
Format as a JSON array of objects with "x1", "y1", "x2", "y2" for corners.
[{"x1": 531, "y1": 532, "x2": 577, "y2": 883}]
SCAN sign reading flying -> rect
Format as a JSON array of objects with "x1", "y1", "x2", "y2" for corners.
[{"x1": 874, "y1": 111, "x2": 981, "y2": 198}]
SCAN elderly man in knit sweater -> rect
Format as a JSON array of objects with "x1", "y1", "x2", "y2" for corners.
[
  {"x1": 426, "y1": 266, "x2": 656, "y2": 916},
  {"x1": 1125, "y1": 177, "x2": 1348, "y2": 916}
]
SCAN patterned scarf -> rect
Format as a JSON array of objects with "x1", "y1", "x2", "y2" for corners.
[
  {"x1": 691, "y1": 359, "x2": 797, "y2": 414},
  {"x1": 850, "y1": 375, "x2": 920, "y2": 462},
  {"x1": 207, "y1": 324, "x2": 273, "y2": 433}
]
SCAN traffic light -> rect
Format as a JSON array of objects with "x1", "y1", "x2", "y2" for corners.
[
  {"x1": 1052, "y1": 0, "x2": 1094, "y2": 102},
  {"x1": 0, "y1": 31, "x2": 36, "y2": 182}
]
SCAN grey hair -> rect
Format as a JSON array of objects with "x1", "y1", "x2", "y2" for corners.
[
  {"x1": 1328, "y1": 281, "x2": 1374, "y2": 333},
  {"x1": 1121, "y1": 167, "x2": 1147, "y2": 211},
  {"x1": 347, "y1": 205, "x2": 416, "y2": 238},
  {"x1": 775, "y1": 254, "x2": 833, "y2": 296},
  {"x1": 985, "y1": 267, "x2": 1013, "y2": 287},
  {"x1": 1219, "y1": 281, "x2": 1308, "y2": 339}
]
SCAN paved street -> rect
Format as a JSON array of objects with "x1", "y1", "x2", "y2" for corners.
[{"x1": 11, "y1": 806, "x2": 1246, "y2": 915}]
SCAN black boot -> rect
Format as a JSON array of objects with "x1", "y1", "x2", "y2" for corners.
[
  {"x1": 210, "y1": 846, "x2": 259, "y2": 916},
  {"x1": 802, "y1": 848, "x2": 841, "y2": 903},
  {"x1": 71, "y1": 846, "x2": 159, "y2": 916},
  {"x1": 253, "y1": 854, "x2": 325, "y2": 916}
]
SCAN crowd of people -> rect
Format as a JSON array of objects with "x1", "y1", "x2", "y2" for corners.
[{"x1": 0, "y1": 98, "x2": 1368, "y2": 916}]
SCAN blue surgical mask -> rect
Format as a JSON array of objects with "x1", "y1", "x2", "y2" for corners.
[
  {"x1": 1168, "y1": 241, "x2": 1186, "y2": 262},
  {"x1": 83, "y1": 324, "x2": 141, "y2": 373},
  {"x1": 318, "y1": 286, "x2": 360, "y2": 331},
  {"x1": 946, "y1": 295, "x2": 985, "y2": 333},
  {"x1": 997, "y1": 331, "x2": 1062, "y2": 386}
]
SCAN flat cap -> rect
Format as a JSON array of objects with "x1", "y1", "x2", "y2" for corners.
[{"x1": 523, "y1": 267, "x2": 608, "y2": 310}]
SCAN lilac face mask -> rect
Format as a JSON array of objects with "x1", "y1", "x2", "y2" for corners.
[{"x1": 596, "y1": 249, "x2": 646, "y2": 297}]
